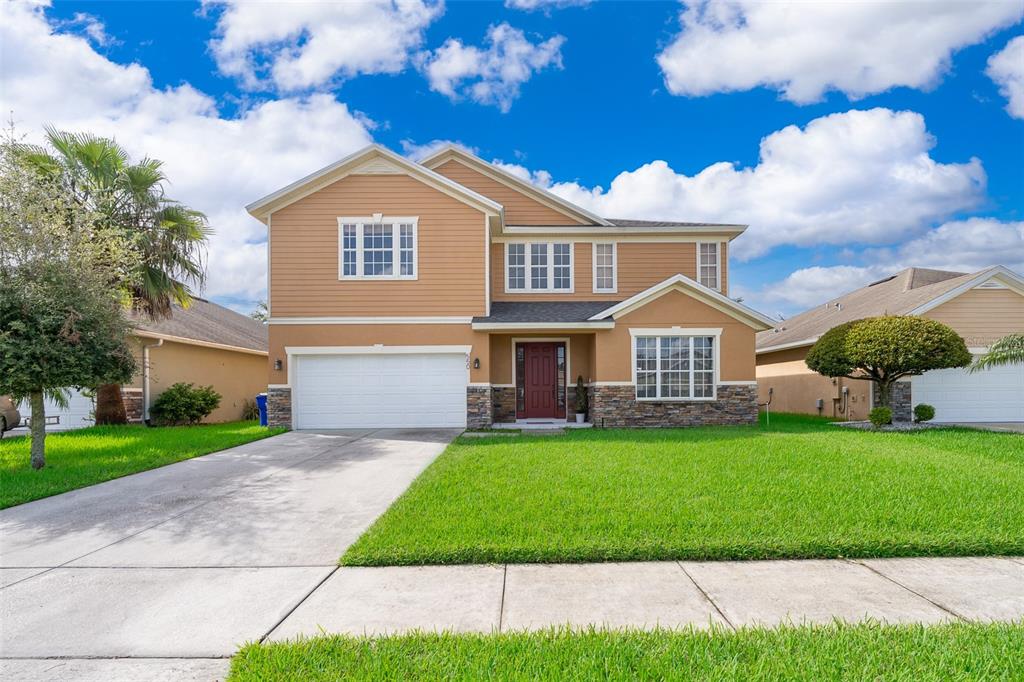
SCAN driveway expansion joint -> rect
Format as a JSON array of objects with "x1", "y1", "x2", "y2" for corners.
[
  {"x1": 261, "y1": 566, "x2": 341, "y2": 643},
  {"x1": 846, "y1": 559, "x2": 968, "y2": 622},
  {"x1": 676, "y1": 561, "x2": 735, "y2": 631}
]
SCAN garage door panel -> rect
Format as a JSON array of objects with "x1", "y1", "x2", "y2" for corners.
[
  {"x1": 293, "y1": 353, "x2": 467, "y2": 429},
  {"x1": 912, "y1": 362, "x2": 1024, "y2": 423}
]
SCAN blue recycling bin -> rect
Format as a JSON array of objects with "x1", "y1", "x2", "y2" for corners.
[{"x1": 256, "y1": 393, "x2": 268, "y2": 426}]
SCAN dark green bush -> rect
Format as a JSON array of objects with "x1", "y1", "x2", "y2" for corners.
[
  {"x1": 914, "y1": 404, "x2": 936, "y2": 423},
  {"x1": 869, "y1": 407, "x2": 892, "y2": 428},
  {"x1": 150, "y1": 382, "x2": 221, "y2": 425}
]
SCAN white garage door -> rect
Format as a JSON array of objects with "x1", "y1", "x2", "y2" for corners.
[
  {"x1": 293, "y1": 352, "x2": 468, "y2": 429},
  {"x1": 17, "y1": 388, "x2": 95, "y2": 432},
  {"x1": 912, "y1": 362, "x2": 1024, "y2": 422}
]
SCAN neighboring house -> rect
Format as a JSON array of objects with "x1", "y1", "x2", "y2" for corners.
[
  {"x1": 756, "y1": 266, "x2": 1024, "y2": 423},
  {"x1": 247, "y1": 144, "x2": 774, "y2": 430},
  {"x1": 19, "y1": 298, "x2": 268, "y2": 431}
]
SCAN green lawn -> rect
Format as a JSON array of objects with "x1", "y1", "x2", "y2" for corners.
[
  {"x1": 230, "y1": 622, "x2": 1024, "y2": 681},
  {"x1": 0, "y1": 421, "x2": 285, "y2": 508},
  {"x1": 343, "y1": 413, "x2": 1024, "y2": 565}
]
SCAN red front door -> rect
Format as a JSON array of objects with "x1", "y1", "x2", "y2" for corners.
[{"x1": 521, "y1": 342, "x2": 565, "y2": 419}]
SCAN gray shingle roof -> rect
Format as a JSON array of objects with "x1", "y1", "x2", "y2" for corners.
[
  {"x1": 607, "y1": 218, "x2": 746, "y2": 228},
  {"x1": 130, "y1": 298, "x2": 268, "y2": 353},
  {"x1": 473, "y1": 301, "x2": 618, "y2": 324},
  {"x1": 756, "y1": 267, "x2": 976, "y2": 351}
]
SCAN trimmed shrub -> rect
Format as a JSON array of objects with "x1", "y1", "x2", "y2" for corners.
[
  {"x1": 914, "y1": 403, "x2": 936, "y2": 423},
  {"x1": 869, "y1": 406, "x2": 892, "y2": 428},
  {"x1": 150, "y1": 383, "x2": 221, "y2": 425}
]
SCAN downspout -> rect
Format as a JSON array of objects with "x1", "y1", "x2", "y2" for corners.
[{"x1": 142, "y1": 339, "x2": 164, "y2": 424}]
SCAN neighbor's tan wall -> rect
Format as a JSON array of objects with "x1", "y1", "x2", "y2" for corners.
[
  {"x1": 139, "y1": 340, "x2": 267, "y2": 422},
  {"x1": 755, "y1": 347, "x2": 872, "y2": 419},
  {"x1": 269, "y1": 324, "x2": 490, "y2": 385},
  {"x1": 593, "y1": 289, "x2": 756, "y2": 382},
  {"x1": 270, "y1": 174, "x2": 486, "y2": 317},
  {"x1": 491, "y1": 241, "x2": 708, "y2": 301},
  {"x1": 433, "y1": 160, "x2": 585, "y2": 225},
  {"x1": 488, "y1": 333, "x2": 595, "y2": 385},
  {"x1": 924, "y1": 288, "x2": 1024, "y2": 347}
]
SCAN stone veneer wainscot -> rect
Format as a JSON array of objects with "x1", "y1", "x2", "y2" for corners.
[
  {"x1": 467, "y1": 386, "x2": 492, "y2": 429},
  {"x1": 589, "y1": 384, "x2": 758, "y2": 428},
  {"x1": 267, "y1": 387, "x2": 292, "y2": 428}
]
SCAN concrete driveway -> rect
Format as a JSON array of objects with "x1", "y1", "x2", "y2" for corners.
[{"x1": 0, "y1": 428, "x2": 457, "y2": 681}]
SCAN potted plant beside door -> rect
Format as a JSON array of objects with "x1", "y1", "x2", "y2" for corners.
[{"x1": 574, "y1": 375, "x2": 588, "y2": 424}]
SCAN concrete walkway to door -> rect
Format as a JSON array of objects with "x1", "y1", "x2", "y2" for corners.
[{"x1": 0, "y1": 428, "x2": 458, "y2": 681}]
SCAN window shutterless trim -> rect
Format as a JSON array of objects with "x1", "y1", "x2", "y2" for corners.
[
  {"x1": 630, "y1": 329, "x2": 721, "y2": 401},
  {"x1": 337, "y1": 216, "x2": 418, "y2": 281},
  {"x1": 697, "y1": 241, "x2": 721, "y2": 291},
  {"x1": 592, "y1": 241, "x2": 617, "y2": 293},
  {"x1": 504, "y1": 241, "x2": 574, "y2": 293}
]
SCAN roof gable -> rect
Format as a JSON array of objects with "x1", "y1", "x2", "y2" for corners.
[
  {"x1": 591, "y1": 274, "x2": 775, "y2": 330},
  {"x1": 246, "y1": 144, "x2": 502, "y2": 222},
  {"x1": 420, "y1": 145, "x2": 612, "y2": 227}
]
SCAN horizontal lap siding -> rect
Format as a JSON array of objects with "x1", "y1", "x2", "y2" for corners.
[
  {"x1": 492, "y1": 242, "x2": 700, "y2": 301},
  {"x1": 924, "y1": 289, "x2": 1024, "y2": 347},
  {"x1": 270, "y1": 175, "x2": 486, "y2": 316},
  {"x1": 433, "y1": 160, "x2": 585, "y2": 225}
]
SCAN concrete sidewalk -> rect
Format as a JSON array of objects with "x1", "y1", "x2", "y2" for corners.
[{"x1": 268, "y1": 556, "x2": 1024, "y2": 640}]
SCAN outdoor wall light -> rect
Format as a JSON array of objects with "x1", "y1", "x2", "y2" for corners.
[
  {"x1": 473, "y1": 357, "x2": 480, "y2": 369},
  {"x1": 274, "y1": 359, "x2": 283, "y2": 370}
]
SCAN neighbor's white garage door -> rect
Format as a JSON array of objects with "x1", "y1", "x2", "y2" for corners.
[
  {"x1": 912, "y1": 362, "x2": 1024, "y2": 422},
  {"x1": 293, "y1": 353, "x2": 468, "y2": 429}
]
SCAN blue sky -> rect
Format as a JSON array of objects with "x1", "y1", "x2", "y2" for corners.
[{"x1": 2, "y1": 0, "x2": 1022, "y2": 318}]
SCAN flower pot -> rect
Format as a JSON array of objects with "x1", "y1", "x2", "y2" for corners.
[{"x1": 575, "y1": 413, "x2": 585, "y2": 424}]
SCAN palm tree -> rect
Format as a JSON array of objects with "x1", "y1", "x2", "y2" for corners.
[
  {"x1": 969, "y1": 333, "x2": 1024, "y2": 373},
  {"x1": 21, "y1": 128, "x2": 209, "y2": 423}
]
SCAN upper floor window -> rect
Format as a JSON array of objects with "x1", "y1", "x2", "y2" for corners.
[
  {"x1": 698, "y1": 242, "x2": 720, "y2": 291},
  {"x1": 593, "y1": 242, "x2": 616, "y2": 293},
  {"x1": 507, "y1": 242, "x2": 573, "y2": 292},
  {"x1": 337, "y1": 217, "x2": 417, "y2": 280},
  {"x1": 634, "y1": 334, "x2": 716, "y2": 401}
]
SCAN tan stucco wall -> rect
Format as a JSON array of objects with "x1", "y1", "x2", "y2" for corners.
[
  {"x1": 591, "y1": 289, "x2": 757, "y2": 382},
  {"x1": 924, "y1": 288, "x2": 1024, "y2": 347},
  {"x1": 128, "y1": 337, "x2": 267, "y2": 422},
  {"x1": 755, "y1": 346, "x2": 872, "y2": 418},
  {"x1": 269, "y1": 324, "x2": 490, "y2": 385},
  {"x1": 270, "y1": 173, "x2": 487, "y2": 317},
  {"x1": 488, "y1": 333, "x2": 595, "y2": 385},
  {"x1": 433, "y1": 160, "x2": 585, "y2": 225}
]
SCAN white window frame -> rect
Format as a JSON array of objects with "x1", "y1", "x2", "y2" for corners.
[
  {"x1": 629, "y1": 327, "x2": 721, "y2": 402},
  {"x1": 592, "y1": 242, "x2": 617, "y2": 294},
  {"x1": 337, "y1": 216, "x2": 419, "y2": 281},
  {"x1": 504, "y1": 241, "x2": 574, "y2": 293},
  {"x1": 697, "y1": 241, "x2": 721, "y2": 291}
]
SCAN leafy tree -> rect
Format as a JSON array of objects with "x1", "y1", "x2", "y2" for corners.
[
  {"x1": 806, "y1": 316, "x2": 971, "y2": 408},
  {"x1": 20, "y1": 128, "x2": 209, "y2": 423},
  {"x1": 0, "y1": 135, "x2": 137, "y2": 468},
  {"x1": 250, "y1": 300, "x2": 269, "y2": 323},
  {"x1": 969, "y1": 333, "x2": 1024, "y2": 373}
]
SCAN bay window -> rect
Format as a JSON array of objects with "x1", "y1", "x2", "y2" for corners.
[
  {"x1": 507, "y1": 242, "x2": 573, "y2": 292},
  {"x1": 634, "y1": 333, "x2": 717, "y2": 400},
  {"x1": 337, "y1": 217, "x2": 418, "y2": 280}
]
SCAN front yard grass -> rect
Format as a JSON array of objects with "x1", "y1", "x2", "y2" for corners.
[
  {"x1": 343, "y1": 413, "x2": 1024, "y2": 565},
  {"x1": 230, "y1": 621, "x2": 1024, "y2": 681},
  {"x1": 0, "y1": 421, "x2": 285, "y2": 508}
]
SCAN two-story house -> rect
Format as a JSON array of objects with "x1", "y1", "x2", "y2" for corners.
[{"x1": 247, "y1": 145, "x2": 774, "y2": 429}]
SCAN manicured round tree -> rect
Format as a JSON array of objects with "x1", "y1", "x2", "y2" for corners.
[{"x1": 805, "y1": 316, "x2": 971, "y2": 409}]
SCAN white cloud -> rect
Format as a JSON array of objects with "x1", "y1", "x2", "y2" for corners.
[
  {"x1": 516, "y1": 108, "x2": 985, "y2": 260},
  {"x1": 420, "y1": 23, "x2": 565, "y2": 112},
  {"x1": 400, "y1": 138, "x2": 477, "y2": 161},
  {"x1": 1, "y1": 0, "x2": 374, "y2": 306},
  {"x1": 657, "y1": 1, "x2": 1024, "y2": 104},
  {"x1": 207, "y1": 0, "x2": 444, "y2": 91},
  {"x1": 987, "y1": 35, "x2": 1024, "y2": 119},
  {"x1": 754, "y1": 218, "x2": 1024, "y2": 314},
  {"x1": 504, "y1": 0, "x2": 592, "y2": 11}
]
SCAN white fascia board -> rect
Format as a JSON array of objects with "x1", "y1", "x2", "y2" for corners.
[
  {"x1": 589, "y1": 273, "x2": 776, "y2": 330},
  {"x1": 132, "y1": 330, "x2": 268, "y2": 356},
  {"x1": 471, "y1": 321, "x2": 615, "y2": 331},
  {"x1": 419, "y1": 145, "x2": 613, "y2": 227},
  {"x1": 246, "y1": 144, "x2": 502, "y2": 221},
  {"x1": 503, "y1": 225, "x2": 747, "y2": 237},
  {"x1": 755, "y1": 338, "x2": 819, "y2": 355},
  {"x1": 269, "y1": 316, "x2": 473, "y2": 325},
  {"x1": 907, "y1": 265, "x2": 1024, "y2": 315}
]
